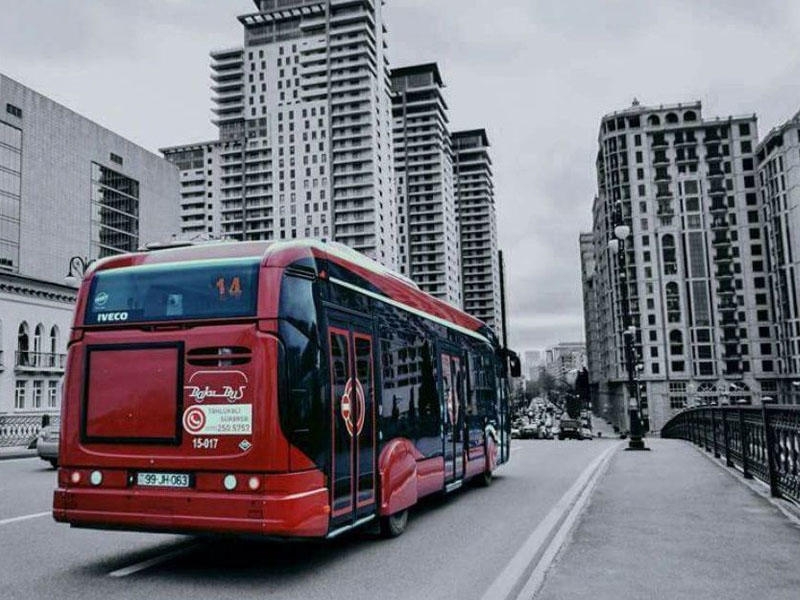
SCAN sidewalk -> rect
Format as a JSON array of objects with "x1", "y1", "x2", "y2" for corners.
[
  {"x1": 536, "y1": 438, "x2": 800, "y2": 600},
  {"x1": 0, "y1": 446, "x2": 36, "y2": 460}
]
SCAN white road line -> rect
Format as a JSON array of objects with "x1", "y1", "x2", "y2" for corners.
[
  {"x1": 516, "y1": 444, "x2": 617, "y2": 599},
  {"x1": 480, "y1": 443, "x2": 620, "y2": 600},
  {"x1": 0, "y1": 511, "x2": 50, "y2": 526},
  {"x1": 108, "y1": 543, "x2": 199, "y2": 578}
]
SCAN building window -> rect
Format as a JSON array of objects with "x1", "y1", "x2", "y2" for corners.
[
  {"x1": 109, "y1": 152, "x2": 123, "y2": 166},
  {"x1": 47, "y1": 381, "x2": 58, "y2": 409},
  {"x1": 14, "y1": 380, "x2": 26, "y2": 410},
  {"x1": 32, "y1": 380, "x2": 43, "y2": 409},
  {"x1": 662, "y1": 234, "x2": 677, "y2": 274},
  {"x1": 666, "y1": 282, "x2": 681, "y2": 323},
  {"x1": 5, "y1": 103, "x2": 22, "y2": 118},
  {"x1": 90, "y1": 162, "x2": 140, "y2": 258},
  {"x1": 0, "y1": 120, "x2": 22, "y2": 271}
]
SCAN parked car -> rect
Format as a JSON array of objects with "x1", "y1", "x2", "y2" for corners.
[
  {"x1": 580, "y1": 427, "x2": 593, "y2": 440},
  {"x1": 558, "y1": 419, "x2": 582, "y2": 440},
  {"x1": 36, "y1": 424, "x2": 59, "y2": 468}
]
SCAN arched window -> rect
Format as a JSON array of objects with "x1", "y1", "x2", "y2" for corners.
[
  {"x1": 662, "y1": 234, "x2": 677, "y2": 275},
  {"x1": 17, "y1": 322, "x2": 29, "y2": 367},
  {"x1": 683, "y1": 110, "x2": 697, "y2": 122},
  {"x1": 34, "y1": 323, "x2": 44, "y2": 367},
  {"x1": 665, "y1": 112, "x2": 679, "y2": 124},
  {"x1": 50, "y1": 326, "x2": 59, "y2": 367},
  {"x1": 647, "y1": 114, "x2": 660, "y2": 126},
  {"x1": 669, "y1": 330, "x2": 683, "y2": 355},
  {"x1": 666, "y1": 282, "x2": 681, "y2": 323}
]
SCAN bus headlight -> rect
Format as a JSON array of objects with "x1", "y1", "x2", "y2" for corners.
[
  {"x1": 248, "y1": 476, "x2": 260, "y2": 491},
  {"x1": 70, "y1": 471, "x2": 81, "y2": 484},
  {"x1": 90, "y1": 471, "x2": 103, "y2": 486},
  {"x1": 223, "y1": 474, "x2": 237, "y2": 491}
]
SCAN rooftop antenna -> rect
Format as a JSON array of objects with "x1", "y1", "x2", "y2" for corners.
[{"x1": 632, "y1": 97, "x2": 640, "y2": 107}]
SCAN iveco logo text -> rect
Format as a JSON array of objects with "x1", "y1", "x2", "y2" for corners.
[{"x1": 97, "y1": 312, "x2": 129, "y2": 322}]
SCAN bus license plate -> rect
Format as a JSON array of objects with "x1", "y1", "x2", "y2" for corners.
[{"x1": 136, "y1": 472, "x2": 190, "y2": 488}]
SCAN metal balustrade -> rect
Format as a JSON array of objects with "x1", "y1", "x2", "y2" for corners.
[
  {"x1": 662, "y1": 405, "x2": 800, "y2": 503},
  {"x1": 0, "y1": 414, "x2": 59, "y2": 448},
  {"x1": 14, "y1": 351, "x2": 66, "y2": 370}
]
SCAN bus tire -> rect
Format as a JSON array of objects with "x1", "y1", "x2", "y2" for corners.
[
  {"x1": 380, "y1": 509, "x2": 408, "y2": 538},
  {"x1": 478, "y1": 469, "x2": 493, "y2": 487}
]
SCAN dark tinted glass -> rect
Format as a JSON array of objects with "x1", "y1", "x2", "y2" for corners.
[{"x1": 85, "y1": 258, "x2": 260, "y2": 324}]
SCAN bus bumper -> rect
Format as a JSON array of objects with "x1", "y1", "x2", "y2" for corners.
[{"x1": 52, "y1": 475, "x2": 330, "y2": 538}]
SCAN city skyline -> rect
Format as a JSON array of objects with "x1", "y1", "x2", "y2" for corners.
[{"x1": 2, "y1": 0, "x2": 800, "y2": 350}]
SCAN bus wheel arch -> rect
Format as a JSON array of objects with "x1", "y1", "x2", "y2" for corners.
[{"x1": 378, "y1": 439, "x2": 418, "y2": 517}]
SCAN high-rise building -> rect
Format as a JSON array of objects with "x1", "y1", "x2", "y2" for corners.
[
  {"x1": 756, "y1": 109, "x2": 800, "y2": 403},
  {"x1": 544, "y1": 342, "x2": 586, "y2": 381},
  {"x1": 163, "y1": 0, "x2": 398, "y2": 269},
  {"x1": 524, "y1": 349, "x2": 544, "y2": 380},
  {"x1": 391, "y1": 63, "x2": 461, "y2": 305},
  {"x1": 582, "y1": 100, "x2": 774, "y2": 432},
  {"x1": 0, "y1": 73, "x2": 180, "y2": 419},
  {"x1": 453, "y1": 129, "x2": 502, "y2": 335}
]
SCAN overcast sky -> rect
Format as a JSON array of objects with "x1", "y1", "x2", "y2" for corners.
[{"x1": 2, "y1": 0, "x2": 800, "y2": 353}]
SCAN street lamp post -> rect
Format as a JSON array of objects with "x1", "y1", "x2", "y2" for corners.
[
  {"x1": 65, "y1": 256, "x2": 95, "y2": 286},
  {"x1": 610, "y1": 213, "x2": 648, "y2": 451}
]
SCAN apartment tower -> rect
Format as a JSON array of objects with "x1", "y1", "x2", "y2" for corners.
[
  {"x1": 164, "y1": 0, "x2": 398, "y2": 268},
  {"x1": 391, "y1": 63, "x2": 461, "y2": 305},
  {"x1": 756, "y1": 109, "x2": 800, "y2": 403},
  {"x1": 583, "y1": 100, "x2": 775, "y2": 432},
  {"x1": 453, "y1": 129, "x2": 502, "y2": 337}
]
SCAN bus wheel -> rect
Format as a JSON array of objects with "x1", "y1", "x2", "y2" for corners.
[
  {"x1": 380, "y1": 509, "x2": 408, "y2": 538},
  {"x1": 479, "y1": 469, "x2": 493, "y2": 487}
]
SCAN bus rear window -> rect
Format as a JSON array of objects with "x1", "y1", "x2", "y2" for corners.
[{"x1": 85, "y1": 258, "x2": 260, "y2": 325}]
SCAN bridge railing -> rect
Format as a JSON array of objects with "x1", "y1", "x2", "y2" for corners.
[{"x1": 661, "y1": 405, "x2": 800, "y2": 503}]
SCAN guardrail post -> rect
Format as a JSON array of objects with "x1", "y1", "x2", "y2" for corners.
[
  {"x1": 704, "y1": 409, "x2": 711, "y2": 452},
  {"x1": 722, "y1": 409, "x2": 733, "y2": 467},
  {"x1": 711, "y1": 409, "x2": 719, "y2": 458},
  {"x1": 739, "y1": 408, "x2": 752, "y2": 479},
  {"x1": 762, "y1": 401, "x2": 780, "y2": 498}
]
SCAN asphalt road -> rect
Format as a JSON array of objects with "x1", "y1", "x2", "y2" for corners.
[{"x1": 0, "y1": 439, "x2": 613, "y2": 600}]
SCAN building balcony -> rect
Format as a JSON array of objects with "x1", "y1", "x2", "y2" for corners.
[{"x1": 15, "y1": 352, "x2": 66, "y2": 372}]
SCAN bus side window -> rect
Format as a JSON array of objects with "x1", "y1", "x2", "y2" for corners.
[{"x1": 278, "y1": 273, "x2": 324, "y2": 461}]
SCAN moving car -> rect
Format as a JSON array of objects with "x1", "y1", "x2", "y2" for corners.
[
  {"x1": 36, "y1": 424, "x2": 60, "y2": 468},
  {"x1": 558, "y1": 419, "x2": 582, "y2": 440}
]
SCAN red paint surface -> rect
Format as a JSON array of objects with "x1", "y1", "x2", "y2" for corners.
[
  {"x1": 85, "y1": 347, "x2": 179, "y2": 440},
  {"x1": 53, "y1": 470, "x2": 329, "y2": 537},
  {"x1": 377, "y1": 438, "x2": 418, "y2": 515}
]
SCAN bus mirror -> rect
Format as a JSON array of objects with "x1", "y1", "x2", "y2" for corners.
[{"x1": 507, "y1": 350, "x2": 521, "y2": 378}]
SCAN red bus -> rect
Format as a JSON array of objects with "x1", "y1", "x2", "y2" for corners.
[{"x1": 53, "y1": 240, "x2": 515, "y2": 538}]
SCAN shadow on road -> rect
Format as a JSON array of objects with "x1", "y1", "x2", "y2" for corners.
[{"x1": 79, "y1": 474, "x2": 510, "y2": 582}]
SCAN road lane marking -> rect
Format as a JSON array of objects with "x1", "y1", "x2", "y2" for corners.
[
  {"x1": 108, "y1": 543, "x2": 199, "y2": 578},
  {"x1": 0, "y1": 511, "x2": 50, "y2": 526},
  {"x1": 480, "y1": 443, "x2": 620, "y2": 600},
  {"x1": 516, "y1": 443, "x2": 617, "y2": 599}
]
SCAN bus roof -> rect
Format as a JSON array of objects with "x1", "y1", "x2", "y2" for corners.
[{"x1": 87, "y1": 239, "x2": 494, "y2": 343}]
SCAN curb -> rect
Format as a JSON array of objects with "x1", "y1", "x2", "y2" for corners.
[
  {"x1": 0, "y1": 449, "x2": 37, "y2": 461},
  {"x1": 481, "y1": 442, "x2": 621, "y2": 600}
]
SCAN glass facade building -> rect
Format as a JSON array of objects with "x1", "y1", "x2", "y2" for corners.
[{"x1": 0, "y1": 119, "x2": 21, "y2": 271}]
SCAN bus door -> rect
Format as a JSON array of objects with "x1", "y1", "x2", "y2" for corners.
[
  {"x1": 441, "y1": 349, "x2": 466, "y2": 484},
  {"x1": 328, "y1": 316, "x2": 377, "y2": 530}
]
